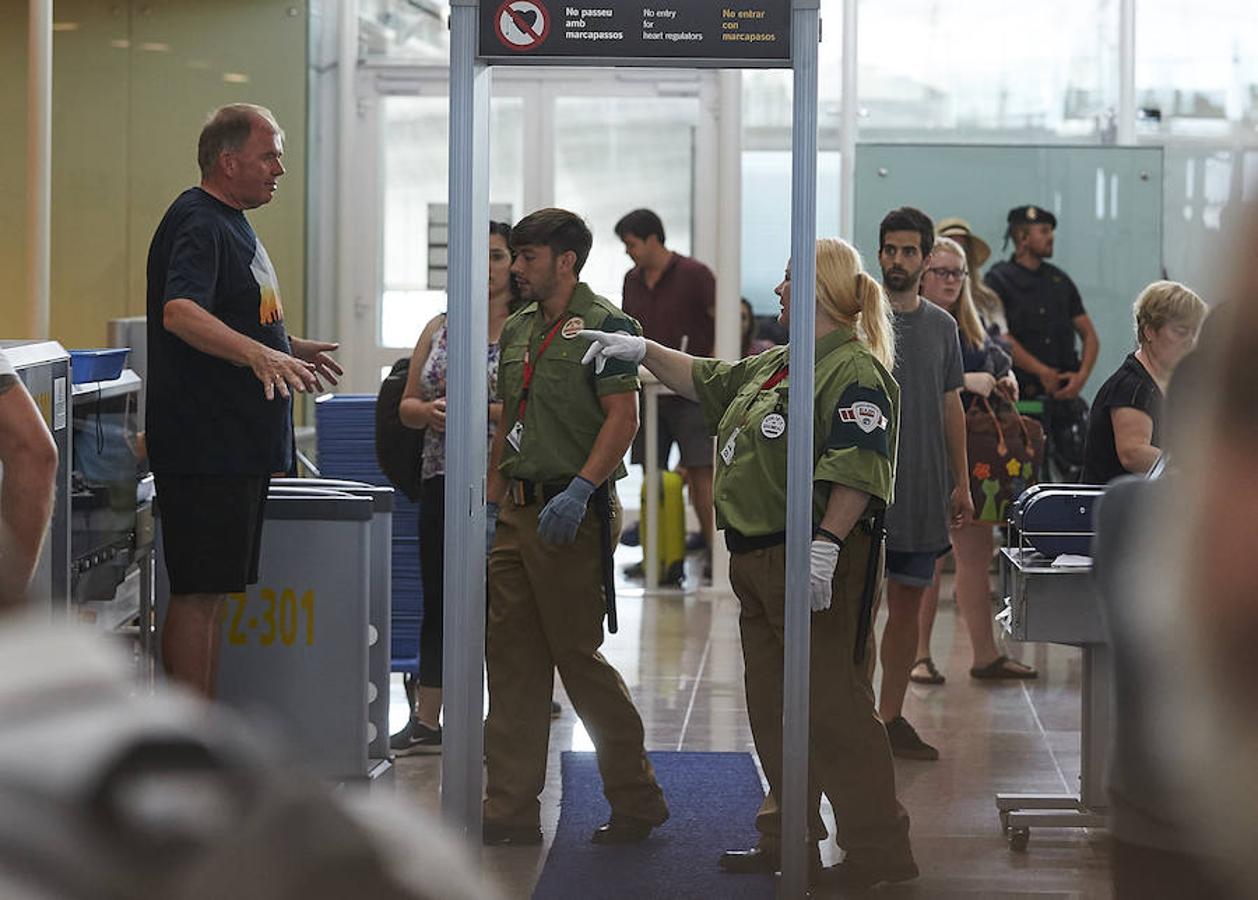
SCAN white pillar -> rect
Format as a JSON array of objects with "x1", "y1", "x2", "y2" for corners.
[
  {"x1": 335, "y1": 0, "x2": 360, "y2": 386},
  {"x1": 27, "y1": 0, "x2": 51, "y2": 339},
  {"x1": 1117, "y1": 0, "x2": 1136, "y2": 145},
  {"x1": 706, "y1": 68, "x2": 743, "y2": 595},
  {"x1": 838, "y1": 0, "x2": 858, "y2": 241}
]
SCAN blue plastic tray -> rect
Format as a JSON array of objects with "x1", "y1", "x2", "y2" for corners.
[{"x1": 69, "y1": 348, "x2": 130, "y2": 384}]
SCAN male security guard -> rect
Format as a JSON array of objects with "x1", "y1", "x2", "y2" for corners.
[
  {"x1": 482, "y1": 208, "x2": 669, "y2": 847},
  {"x1": 985, "y1": 205, "x2": 1099, "y2": 401},
  {"x1": 581, "y1": 238, "x2": 917, "y2": 889},
  {"x1": 985, "y1": 205, "x2": 1099, "y2": 479}
]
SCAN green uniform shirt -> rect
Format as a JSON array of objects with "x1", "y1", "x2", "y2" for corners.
[
  {"x1": 692, "y1": 326, "x2": 900, "y2": 538},
  {"x1": 496, "y1": 282, "x2": 642, "y2": 484}
]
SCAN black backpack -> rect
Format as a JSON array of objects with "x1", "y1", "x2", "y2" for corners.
[{"x1": 375, "y1": 357, "x2": 424, "y2": 502}]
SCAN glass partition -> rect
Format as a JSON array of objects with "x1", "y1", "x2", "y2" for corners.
[
  {"x1": 1158, "y1": 143, "x2": 1258, "y2": 305},
  {"x1": 854, "y1": 144, "x2": 1164, "y2": 402}
]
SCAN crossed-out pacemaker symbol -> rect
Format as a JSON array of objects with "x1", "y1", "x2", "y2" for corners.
[{"x1": 494, "y1": 0, "x2": 550, "y2": 52}]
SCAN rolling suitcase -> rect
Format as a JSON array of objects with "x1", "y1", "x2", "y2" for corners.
[
  {"x1": 640, "y1": 471, "x2": 687, "y2": 586},
  {"x1": 1008, "y1": 483, "x2": 1106, "y2": 558}
]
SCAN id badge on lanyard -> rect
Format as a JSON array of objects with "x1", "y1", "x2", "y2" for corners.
[
  {"x1": 510, "y1": 315, "x2": 568, "y2": 452},
  {"x1": 721, "y1": 364, "x2": 790, "y2": 467}
]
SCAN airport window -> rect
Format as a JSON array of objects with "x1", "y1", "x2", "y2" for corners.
[
  {"x1": 553, "y1": 96, "x2": 700, "y2": 304},
  {"x1": 360, "y1": 0, "x2": 451, "y2": 61},
  {"x1": 1135, "y1": 0, "x2": 1258, "y2": 136},
  {"x1": 857, "y1": 0, "x2": 1119, "y2": 142},
  {"x1": 379, "y1": 95, "x2": 524, "y2": 349}
]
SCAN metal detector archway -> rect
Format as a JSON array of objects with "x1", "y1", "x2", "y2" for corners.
[{"x1": 442, "y1": 2, "x2": 820, "y2": 894}]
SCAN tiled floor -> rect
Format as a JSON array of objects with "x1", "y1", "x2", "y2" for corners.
[{"x1": 389, "y1": 550, "x2": 1112, "y2": 898}]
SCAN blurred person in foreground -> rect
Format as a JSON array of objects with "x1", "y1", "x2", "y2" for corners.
[
  {"x1": 1104, "y1": 209, "x2": 1258, "y2": 897},
  {"x1": 0, "y1": 618, "x2": 500, "y2": 900},
  {"x1": 0, "y1": 348, "x2": 58, "y2": 608}
]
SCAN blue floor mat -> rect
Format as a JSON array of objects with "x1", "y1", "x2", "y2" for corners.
[{"x1": 532, "y1": 751, "x2": 774, "y2": 900}]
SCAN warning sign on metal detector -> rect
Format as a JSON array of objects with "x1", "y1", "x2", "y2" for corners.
[
  {"x1": 479, "y1": 1, "x2": 792, "y2": 68},
  {"x1": 493, "y1": 0, "x2": 551, "y2": 53}
]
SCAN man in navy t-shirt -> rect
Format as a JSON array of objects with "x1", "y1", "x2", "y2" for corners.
[{"x1": 147, "y1": 103, "x2": 341, "y2": 697}]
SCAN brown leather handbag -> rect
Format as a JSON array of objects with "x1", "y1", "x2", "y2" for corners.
[{"x1": 966, "y1": 395, "x2": 1046, "y2": 523}]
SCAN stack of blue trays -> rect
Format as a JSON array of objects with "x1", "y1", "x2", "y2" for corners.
[{"x1": 315, "y1": 395, "x2": 423, "y2": 676}]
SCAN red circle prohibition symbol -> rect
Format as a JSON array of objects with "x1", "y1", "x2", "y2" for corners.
[{"x1": 494, "y1": 0, "x2": 550, "y2": 52}]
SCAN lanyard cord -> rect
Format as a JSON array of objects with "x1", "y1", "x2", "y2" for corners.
[
  {"x1": 760, "y1": 365, "x2": 789, "y2": 391},
  {"x1": 733, "y1": 364, "x2": 791, "y2": 432},
  {"x1": 517, "y1": 315, "x2": 568, "y2": 421}
]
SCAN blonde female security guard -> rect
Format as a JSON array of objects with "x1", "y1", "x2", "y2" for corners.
[{"x1": 581, "y1": 238, "x2": 918, "y2": 890}]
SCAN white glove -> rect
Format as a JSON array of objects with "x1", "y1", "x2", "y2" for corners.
[
  {"x1": 578, "y1": 329, "x2": 646, "y2": 375},
  {"x1": 809, "y1": 540, "x2": 840, "y2": 612}
]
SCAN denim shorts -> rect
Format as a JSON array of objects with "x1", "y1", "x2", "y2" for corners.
[{"x1": 884, "y1": 547, "x2": 950, "y2": 587}]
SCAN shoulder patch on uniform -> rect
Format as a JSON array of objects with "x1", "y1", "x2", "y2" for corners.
[
  {"x1": 600, "y1": 314, "x2": 638, "y2": 335},
  {"x1": 826, "y1": 383, "x2": 892, "y2": 458}
]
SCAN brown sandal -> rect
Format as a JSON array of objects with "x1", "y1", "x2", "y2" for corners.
[
  {"x1": 909, "y1": 657, "x2": 945, "y2": 685},
  {"x1": 969, "y1": 655, "x2": 1038, "y2": 680}
]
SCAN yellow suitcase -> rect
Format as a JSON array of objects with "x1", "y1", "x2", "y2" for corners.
[{"x1": 639, "y1": 471, "x2": 687, "y2": 586}]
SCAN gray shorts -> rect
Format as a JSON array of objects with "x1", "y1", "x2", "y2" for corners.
[{"x1": 631, "y1": 395, "x2": 715, "y2": 469}]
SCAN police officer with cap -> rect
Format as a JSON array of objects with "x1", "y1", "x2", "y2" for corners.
[
  {"x1": 581, "y1": 237, "x2": 918, "y2": 890},
  {"x1": 985, "y1": 205, "x2": 1099, "y2": 402},
  {"x1": 482, "y1": 208, "x2": 668, "y2": 848}
]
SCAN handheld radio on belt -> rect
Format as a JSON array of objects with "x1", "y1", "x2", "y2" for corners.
[
  {"x1": 594, "y1": 483, "x2": 618, "y2": 634},
  {"x1": 853, "y1": 508, "x2": 886, "y2": 665}
]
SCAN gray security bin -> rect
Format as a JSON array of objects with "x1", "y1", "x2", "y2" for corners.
[
  {"x1": 156, "y1": 487, "x2": 373, "y2": 782},
  {"x1": 270, "y1": 478, "x2": 393, "y2": 769}
]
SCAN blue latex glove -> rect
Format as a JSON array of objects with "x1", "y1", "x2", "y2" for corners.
[
  {"x1": 536, "y1": 476, "x2": 596, "y2": 545},
  {"x1": 486, "y1": 501, "x2": 500, "y2": 557}
]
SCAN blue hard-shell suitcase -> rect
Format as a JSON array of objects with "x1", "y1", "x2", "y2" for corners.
[{"x1": 1008, "y1": 483, "x2": 1106, "y2": 557}]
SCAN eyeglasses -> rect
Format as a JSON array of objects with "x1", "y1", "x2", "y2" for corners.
[{"x1": 926, "y1": 267, "x2": 967, "y2": 281}]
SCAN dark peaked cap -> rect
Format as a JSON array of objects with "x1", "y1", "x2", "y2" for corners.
[{"x1": 1006, "y1": 205, "x2": 1057, "y2": 229}]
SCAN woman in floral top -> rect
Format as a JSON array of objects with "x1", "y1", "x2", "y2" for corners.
[{"x1": 390, "y1": 221, "x2": 516, "y2": 755}]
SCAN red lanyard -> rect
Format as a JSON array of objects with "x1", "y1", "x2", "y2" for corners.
[
  {"x1": 761, "y1": 365, "x2": 789, "y2": 391},
  {"x1": 736, "y1": 365, "x2": 790, "y2": 430},
  {"x1": 517, "y1": 316, "x2": 568, "y2": 420}
]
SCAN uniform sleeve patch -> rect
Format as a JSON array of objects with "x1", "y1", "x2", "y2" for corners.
[
  {"x1": 826, "y1": 383, "x2": 891, "y2": 458},
  {"x1": 600, "y1": 315, "x2": 640, "y2": 336},
  {"x1": 593, "y1": 315, "x2": 642, "y2": 379}
]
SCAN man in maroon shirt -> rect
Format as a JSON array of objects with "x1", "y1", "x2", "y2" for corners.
[{"x1": 615, "y1": 209, "x2": 716, "y2": 580}]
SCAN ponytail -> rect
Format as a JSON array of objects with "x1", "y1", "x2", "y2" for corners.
[
  {"x1": 855, "y1": 270, "x2": 895, "y2": 371},
  {"x1": 814, "y1": 238, "x2": 896, "y2": 370}
]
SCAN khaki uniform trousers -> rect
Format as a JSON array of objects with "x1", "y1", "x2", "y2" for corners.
[
  {"x1": 484, "y1": 488, "x2": 668, "y2": 830},
  {"x1": 730, "y1": 526, "x2": 913, "y2": 867}
]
